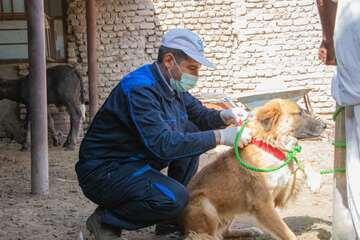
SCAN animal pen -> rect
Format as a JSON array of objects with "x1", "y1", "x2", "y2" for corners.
[{"x1": 11, "y1": 0, "x2": 99, "y2": 194}]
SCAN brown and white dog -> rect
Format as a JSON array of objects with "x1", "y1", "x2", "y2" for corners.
[{"x1": 180, "y1": 98, "x2": 326, "y2": 240}]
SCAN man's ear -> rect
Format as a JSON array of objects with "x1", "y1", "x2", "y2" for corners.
[
  {"x1": 256, "y1": 101, "x2": 281, "y2": 132},
  {"x1": 163, "y1": 53, "x2": 175, "y2": 69}
]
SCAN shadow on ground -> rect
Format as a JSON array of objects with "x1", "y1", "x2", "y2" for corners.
[
  {"x1": 285, "y1": 216, "x2": 332, "y2": 240},
  {"x1": 226, "y1": 216, "x2": 332, "y2": 240}
]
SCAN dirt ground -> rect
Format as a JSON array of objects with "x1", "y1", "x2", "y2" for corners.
[{"x1": 0, "y1": 140, "x2": 334, "y2": 240}]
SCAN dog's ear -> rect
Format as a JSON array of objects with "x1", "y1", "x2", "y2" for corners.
[{"x1": 256, "y1": 102, "x2": 281, "y2": 132}]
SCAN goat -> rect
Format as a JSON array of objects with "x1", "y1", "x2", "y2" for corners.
[
  {"x1": 0, "y1": 65, "x2": 85, "y2": 150},
  {"x1": 0, "y1": 99, "x2": 26, "y2": 145}
]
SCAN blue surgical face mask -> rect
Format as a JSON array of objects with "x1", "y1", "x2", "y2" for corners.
[{"x1": 168, "y1": 56, "x2": 198, "y2": 92}]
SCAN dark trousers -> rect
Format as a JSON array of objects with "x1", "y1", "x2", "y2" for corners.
[{"x1": 79, "y1": 155, "x2": 199, "y2": 230}]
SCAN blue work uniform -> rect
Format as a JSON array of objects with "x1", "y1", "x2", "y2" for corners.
[{"x1": 75, "y1": 62, "x2": 226, "y2": 230}]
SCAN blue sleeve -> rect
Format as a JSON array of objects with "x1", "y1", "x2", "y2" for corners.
[
  {"x1": 127, "y1": 87, "x2": 217, "y2": 163},
  {"x1": 183, "y1": 92, "x2": 226, "y2": 131}
]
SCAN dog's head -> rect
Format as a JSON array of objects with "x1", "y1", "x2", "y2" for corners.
[{"x1": 251, "y1": 99, "x2": 326, "y2": 150}]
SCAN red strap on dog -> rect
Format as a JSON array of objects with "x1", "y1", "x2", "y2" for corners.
[
  {"x1": 251, "y1": 139, "x2": 286, "y2": 161},
  {"x1": 235, "y1": 119, "x2": 285, "y2": 161}
]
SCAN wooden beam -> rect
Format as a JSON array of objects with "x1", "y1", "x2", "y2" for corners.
[
  {"x1": 332, "y1": 106, "x2": 356, "y2": 238},
  {"x1": 86, "y1": 0, "x2": 98, "y2": 120},
  {"x1": 26, "y1": 0, "x2": 49, "y2": 195}
]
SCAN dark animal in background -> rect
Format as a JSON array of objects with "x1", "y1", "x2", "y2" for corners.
[
  {"x1": 0, "y1": 65, "x2": 85, "y2": 150},
  {"x1": 0, "y1": 99, "x2": 27, "y2": 145}
]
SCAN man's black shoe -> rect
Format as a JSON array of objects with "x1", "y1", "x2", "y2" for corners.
[
  {"x1": 85, "y1": 208, "x2": 122, "y2": 240},
  {"x1": 155, "y1": 223, "x2": 183, "y2": 236}
]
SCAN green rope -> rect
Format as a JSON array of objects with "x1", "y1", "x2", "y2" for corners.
[
  {"x1": 320, "y1": 168, "x2": 346, "y2": 175},
  {"x1": 332, "y1": 141, "x2": 346, "y2": 148},
  {"x1": 234, "y1": 121, "x2": 346, "y2": 175},
  {"x1": 332, "y1": 106, "x2": 345, "y2": 121},
  {"x1": 234, "y1": 120, "x2": 302, "y2": 173},
  {"x1": 329, "y1": 107, "x2": 347, "y2": 173}
]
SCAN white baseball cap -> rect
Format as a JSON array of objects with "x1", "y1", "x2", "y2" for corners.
[{"x1": 161, "y1": 28, "x2": 215, "y2": 68}]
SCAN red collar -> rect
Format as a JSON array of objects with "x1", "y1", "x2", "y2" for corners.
[
  {"x1": 236, "y1": 120, "x2": 286, "y2": 161},
  {"x1": 250, "y1": 139, "x2": 286, "y2": 161}
]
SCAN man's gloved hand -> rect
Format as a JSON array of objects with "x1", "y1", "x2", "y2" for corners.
[
  {"x1": 220, "y1": 107, "x2": 250, "y2": 125},
  {"x1": 219, "y1": 126, "x2": 252, "y2": 147}
]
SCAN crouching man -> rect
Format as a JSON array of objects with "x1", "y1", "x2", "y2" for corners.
[{"x1": 75, "y1": 28, "x2": 252, "y2": 240}]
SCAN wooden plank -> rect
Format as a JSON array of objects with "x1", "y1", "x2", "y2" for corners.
[
  {"x1": 332, "y1": 106, "x2": 356, "y2": 239},
  {"x1": 0, "y1": 44, "x2": 28, "y2": 59},
  {"x1": 0, "y1": 29, "x2": 27, "y2": 43}
]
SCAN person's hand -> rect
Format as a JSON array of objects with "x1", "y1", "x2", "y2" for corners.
[
  {"x1": 220, "y1": 107, "x2": 250, "y2": 125},
  {"x1": 318, "y1": 40, "x2": 336, "y2": 65},
  {"x1": 218, "y1": 126, "x2": 252, "y2": 147},
  {"x1": 304, "y1": 165, "x2": 322, "y2": 193}
]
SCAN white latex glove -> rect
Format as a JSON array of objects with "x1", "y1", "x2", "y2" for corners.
[
  {"x1": 219, "y1": 126, "x2": 252, "y2": 147},
  {"x1": 220, "y1": 107, "x2": 250, "y2": 125}
]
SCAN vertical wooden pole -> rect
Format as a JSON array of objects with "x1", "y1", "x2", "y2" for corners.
[
  {"x1": 332, "y1": 106, "x2": 355, "y2": 239},
  {"x1": 26, "y1": 0, "x2": 49, "y2": 195},
  {"x1": 86, "y1": 0, "x2": 98, "y2": 120}
]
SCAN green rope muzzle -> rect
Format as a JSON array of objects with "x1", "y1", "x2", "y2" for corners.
[
  {"x1": 234, "y1": 120, "x2": 302, "y2": 173},
  {"x1": 233, "y1": 120, "x2": 345, "y2": 175}
]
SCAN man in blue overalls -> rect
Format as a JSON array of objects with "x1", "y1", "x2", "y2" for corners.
[{"x1": 76, "y1": 28, "x2": 252, "y2": 240}]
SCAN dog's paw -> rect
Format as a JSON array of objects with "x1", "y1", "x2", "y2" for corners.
[{"x1": 304, "y1": 165, "x2": 322, "y2": 193}]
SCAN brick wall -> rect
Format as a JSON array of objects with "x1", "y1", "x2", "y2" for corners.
[
  {"x1": 67, "y1": 0, "x2": 335, "y2": 115},
  {"x1": 67, "y1": 0, "x2": 163, "y2": 103},
  {"x1": 0, "y1": 0, "x2": 336, "y2": 141}
]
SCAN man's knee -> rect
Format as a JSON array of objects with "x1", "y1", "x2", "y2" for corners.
[
  {"x1": 151, "y1": 182, "x2": 189, "y2": 218},
  {"x1": 174, "y1": 184, "x2": 189, "y2": 212},
  {"x1": 168, "y1": 187, "x2": 189, "y2": 218}
]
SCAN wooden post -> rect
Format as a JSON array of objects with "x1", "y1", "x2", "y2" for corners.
[
  {"x1": 332, "y1": 106, "x2": 356, "y2": 239},
  {"x1": 26, "y1": 0, "x2": 49, "y2": 195},
  {"x1": 86, "y1": 0, "x2": 98, "y2": 120}
]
